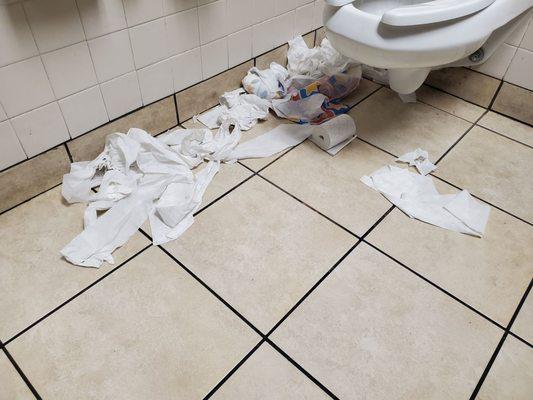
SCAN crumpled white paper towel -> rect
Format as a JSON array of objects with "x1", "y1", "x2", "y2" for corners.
[
  {"x1": 361, "y1": 165, "x2": 490, "y2": 237},
  {"x1": 396, "y1": 148, "x2": 437, "y2": 176}
]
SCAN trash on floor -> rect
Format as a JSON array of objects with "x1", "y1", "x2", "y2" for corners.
[
  {"x1": 310, "y1": 114, "x2": 357, "y2": 156},
  {"x1": 196, "y1": 35, "x2": 362, "y2": 130},
  {"x1": 396, "y1": 148, "x2": 437, "y2": 176},
  {"x1": 196, "y1": 88, "x2": 270, "y2": 131},
  {"x1": 61, "y1": 121, "x2": 311, "y2": 267},
  {"x1": 361, "y1": 165, "x2": 490, "y2": 237}
]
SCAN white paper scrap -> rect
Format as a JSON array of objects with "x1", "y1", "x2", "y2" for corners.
[
  {"x1": 396, "y1": 148, "x2": 437, "y2": 176},
  {"x1": 361, "y1": 165, "x2": 490, "y2": 237}
]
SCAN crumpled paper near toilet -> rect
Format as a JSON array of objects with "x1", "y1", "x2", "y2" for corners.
[
  {"x1": 361, "y1": 165, "x2": 490, "y2": 237},
  {"x1": 396, "y1": 148, "x2": 437, "y2": 175},
  {"x1": 61, "y1": 122, "x2": 314, "y2": 267}
]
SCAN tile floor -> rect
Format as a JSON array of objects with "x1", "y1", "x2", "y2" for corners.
[{"x1": 1, "y1": 81, "x2": 532, "y2": 400}]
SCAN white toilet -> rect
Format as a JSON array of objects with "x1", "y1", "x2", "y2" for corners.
[{"x1": 323, "y1": 0, "x2": 533, "y2": 94}]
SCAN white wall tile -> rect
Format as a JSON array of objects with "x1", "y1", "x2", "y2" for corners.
[
  {"x1": 88, "y1": 29, "x2": 135, "y2": 83},
  {"x1": 274, "y1": 0, "x2": 296, "y2": 16},
  {"x1": 505, "y1": 48, "x2": 533, "y2": 91},
  {"x1": 0, "y1": 56, "x2": 54, "y2": 117},
  {"x1": 228, "y1": 28, "x2": 252, "y2": 67},
  {"x1": 11, "y1": 102, "x2": 70, "y2": 157},
  {"x1": 58, "y1": 85, "x2": 108, "y2": 138},
  {"x1": 23, "y1": 0, "x2": 85, "y2": 53},
  {"x1": 227, "y1": 0, "x2": 254, "y2": 34},
  {"x1": 165, "y1": 8, "x2": 200, "y2": 56},
  {"x1": 201, "y1": 37, "x2": 228, "y2": 79},
  {"x1": 294, "y1": 3, "x2": 315, "y2": 36},
  {"x1": 123, "y1": 0, "x2": 163, "y2": 26},
  {"x1": 129, "y1": 18, "x2": 167, "y2": 69},
  {"x1": 163, "y1": 0, "x2": 197, "y2": 15},
  {"x1": 252, "y1": 19, "x2": 274, "y2": 56},
  {"x1": 313, "y1": 0, "x2": 325, "y2": 30},
  {"x1": 198, "y1": 0, "x2": 227, "y2": 44},
  {"x1": 472, "y1": 43, "x2": 517, "y2": 79},
  {"x1": 520, "y1": 18, "x2": 533, "y2": 52},
  {"x1": 137, "y1": 58, "x2": 173, "y2": 105},
  {"x1": 42, "y1": 42, "x2": 98, "y2": 99},
  {"x1": 0, "y1": 120, "x2": 27, "y2": 170},
  {"x1": 76, "y1": 0, "x2": 127, "y2": 39},
  {"x1": 505, "y1": 14, "x2": 531, "y2": 46},
  {"x1": 253, "y1": 0, "x2": 275, "y2": 23},
  {"x1": 0, "y1": 3, "x2": 38, "y2": 67},
  {"x1": 271, "y1": 11, "x2": 295, "y2": 48},
  {"x1": 171, "y1": 48, "x2": 203, "y2": 92},
  {"x1": 100, "y1": 71, "x2": 142, "y2": 119}
]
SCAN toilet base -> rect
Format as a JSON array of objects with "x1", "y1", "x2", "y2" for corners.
[{"x1": 388, "y1": 68, "x2": 432, "y2": 94}]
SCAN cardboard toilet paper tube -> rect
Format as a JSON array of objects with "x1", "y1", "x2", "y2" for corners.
[{"x1": 310, "y1": 114, "x2": 356, "y2": 150}]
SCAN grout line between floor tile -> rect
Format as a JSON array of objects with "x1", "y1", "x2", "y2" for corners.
[
  {"x1": 266, "y1": 339, "x2": 340, "y2": 400},
  {"x1": 0, "y1": 182, "x2": 63, "y2": 218},
  {"x1": 202, "y1": 339, "x2": 266, "y2": 399},
  {"x1": 1, "y1": 345, "x2": 42, "y2": 399},
  {"x1": 363, "y1": 240, "x2": 507, "y2": 330},
  {"x1": 434, "y1": 110, "x2": 488, "y2": 165},
  {"x1": 487, "y1": 79, "x2": 504, "y2": 110},
  {"x1": 474, "y1": 123, "x2": 533, "y2": 150},
  {"x1": 507, "y1": 331, "x2": 533, "y2": 348},
  {"x1": 3, "y1": 244, "x2": 152, "y2": 346},
  {"x1": 469, "y1": 279, "x2": 532, "y2": 399}
]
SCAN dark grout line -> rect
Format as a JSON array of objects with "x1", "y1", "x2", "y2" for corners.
[
  {"x1": 0, "y1": 182, "x2": 63, "y2": 218},
  {"x1": 202, "y1": 339, "x2": 266, "y2": 399},
  {"x1": 257, "y1": 173, "x2": 360, "y2": 239},
  {"x1": 266, "y1": 240, "x2": 361, "y2": 337},
  {"x1": 434, "y1": 111, "x2": 488, "y2": 165},
  {"x1": 488, "y1": 79, "x2": 504, "y2": 110},
  {"x1": 2, "y1": 345, "x2": 42, "y2": 399},
  {"x1": 363, "y1": 240, "x2": 507, "y2": 331},
  {"x1": 4, "y1": 244, "x2": 152, "y2": 346},
  {"x1": 156, "y1": 245, "x2": 265, "y2": 337},
  {"x1": 507, "y1": 331, "x2": 533, "y2": 349},
  {"x1": 355, "y1": 136, "x2": 398, "y2": 158},
  {"x1": 423, "y1": 81, "x2": 489, "y2": 110},
  {"x1": 489, "y1": 108, "x2": 533, "y2": 129},
  {"x1": 173, "y1": 93, "x2": 180, "y2": 124},
  {"x1": 476, "y1": 123, "x2": 533, "y2": 150},
  {"x1": 64, "y1": 143, "x2": 74, "y2": 163},
  {"x1": 469, "y1": 279, "x2": 532, "y2": 399},
  {"x1": 266, "y1": 339, "x2": 340, "y2": 400}
]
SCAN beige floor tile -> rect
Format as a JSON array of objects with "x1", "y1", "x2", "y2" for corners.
[
  {"x1": 0, "y1": 146, "x2": 70, "y2": 213},
  {"x1": 0, "y1": 353, "x2": 34, "y2": 399},
  {"x1": 212, "y1": 344, "x2": 329, "y2": 400},
  {"x1": 183, "y1": 109, "x2": 290, "y2": 171},
  {"x1": 315, "y1": 27, "x2": 326, "y2": 45},
  {"x1": 366, "y1": 178, "x2": 533, "y2": 327},
  {"x1": 261, "y1": 139, "x2": 394, "y2": 236},
  {"x1": 67, "y1": 96, "x2": 177, "y2": 162},
  {"x1": 349, "y1": 87, "x2": 472, "y2": 159},
  {"x1": 6, "y1": 247, "x2": 259, "y2": 399},
  {"x1": 477, "y1": 336, "x2": 533, "y2": 400},
  {"x1": 271, "y1": 243, "x2": 502, "y2": 400},
  {"x1": 425, "y1": 67, "x2": 501, "y2": 107},
  {"x1": 176, "y1": 61, "x2": 253, "y2": 122},
  {"x1": 416, "y1": 84, "x2": 486, "y2": 123},
  {"x1": 478, "y1": 111, "x2": 533, "y2": 147},
  {"x1": 436, "y1": 126, "x2": 533, "y2": 222},
  {"x1": 343, "y1": 78, "x2": 381, "y2": 107},
  {"x1": 163, "y1": 176, "x2": 355, "y2": 332},
  {"x1": 512, "y1": 291, "x2": 533, "y2": 344},
  {"x1": 0, "y1": 186, "x2": 150, "y2": 341},
  {"x1": 492, "y1": 82, "x2": 533, "y2": 125}
]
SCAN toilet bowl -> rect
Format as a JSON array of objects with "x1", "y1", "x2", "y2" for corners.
[{"x1": 323, "y1": 0, "x2": 533, "y2": 94}]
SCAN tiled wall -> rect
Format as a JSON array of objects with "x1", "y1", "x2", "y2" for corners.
[
  {"x1": 471, "y1": 13, "x2": 533, "y2": 88},
  {"x1": 0, "y1": 0, "x2": 324, "y2": 170}
]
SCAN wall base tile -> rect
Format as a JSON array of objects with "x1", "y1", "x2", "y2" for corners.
[
  {"x1": 492, "y1": 82, "x2": 533, "y2": 126},
  {"x1": 68, "y1": 96, "x2": 177, "y2": 162},
  {"x1": 175, "y1": 60, "x2": 253, "y2": 122},
  {"x1": 0, "y1": 146, "x2": 70, "y2": 214}
]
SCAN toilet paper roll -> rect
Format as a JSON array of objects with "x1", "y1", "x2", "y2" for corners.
[{"x1": 310, "y1": 114, "x2": 356, "y2": 154}]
